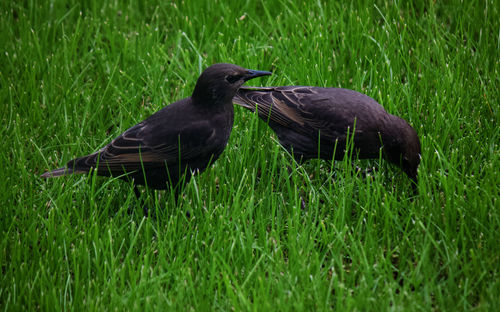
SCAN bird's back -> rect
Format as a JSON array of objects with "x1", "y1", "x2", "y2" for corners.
[{"x1": 234, "y1": 86, "x2": 392, "y2": 160}]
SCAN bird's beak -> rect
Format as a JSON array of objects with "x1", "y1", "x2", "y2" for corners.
[{"x1": 244, "y1": 69, "x2": 272, "y2": 81}]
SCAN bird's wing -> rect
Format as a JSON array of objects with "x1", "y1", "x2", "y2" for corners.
[
  {"x1": 235, "y1": 86, "x2": 339, "y2": 136},
  {"x1": 70, "y1": 118, "x2": 216, "y2": 174},
  {"x1": 235, "y1": 86, "x2": 384, "y2": 137},
  {"x1": 234, "y1": 86, "x2": 309, "y2": 127}
]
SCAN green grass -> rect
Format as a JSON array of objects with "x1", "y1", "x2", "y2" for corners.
[{"x1": 1, "y1": 0, "x2": 499, "y2": 310}]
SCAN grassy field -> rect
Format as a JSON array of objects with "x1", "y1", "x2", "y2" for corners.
[{"x1": 1, "y1": 0, "x2": 499, "y2": 310}]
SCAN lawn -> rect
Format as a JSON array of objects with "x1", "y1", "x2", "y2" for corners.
[{"x1": 1, "y1": 0, "x2": 499, "y2": 310}]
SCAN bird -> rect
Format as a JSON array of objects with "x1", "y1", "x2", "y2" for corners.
[
  {"x1": 233, "y1": 86, "x2": 421, "y2": 187},
  {"x1": 41, "y1": 63, "x2": 272, "y2": 198}
]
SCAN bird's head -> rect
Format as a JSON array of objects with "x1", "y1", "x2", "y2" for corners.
[
  {"x1": 401, "y1": 129, "x2": 421, "y2": 187},
  {"x1": 192, "y1": 63, "x2": 271, "y2": 104},
  {"x1": 384, "y1": 117, "x2": 421, "y2": 187}
]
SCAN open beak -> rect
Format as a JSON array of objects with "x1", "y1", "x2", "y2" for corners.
[{"x1": 244, "y1": 69, "x2": 272, "y2": 81}]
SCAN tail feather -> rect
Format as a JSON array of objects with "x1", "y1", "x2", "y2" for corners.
[{"x1": 40, "y1": 167, "x2": 86, "y2": 178}]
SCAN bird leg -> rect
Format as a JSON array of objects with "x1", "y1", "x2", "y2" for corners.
[
  {"x1": 131, "y1": 185, "x2": 153, "y2": 217},
  {"x1": 133, "y1": 185, "x2": 142, "y2": 200}
]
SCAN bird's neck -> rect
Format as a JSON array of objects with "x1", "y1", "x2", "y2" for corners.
[
  {"x1": 192, "y1": 87, "x2": 234, "y2": 108},
  {"x1": 380, "y1": 115, "x2": 411, "y2": 163},
  {"x1": 380, "y1": 115, "x2": 401, "y2": 143}
]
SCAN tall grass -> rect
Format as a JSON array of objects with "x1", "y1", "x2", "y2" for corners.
[{"x1": 1, "y1": 0, "x2": 499, "y2": 310}]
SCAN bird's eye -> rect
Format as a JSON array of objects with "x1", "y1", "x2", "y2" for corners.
[{"x1": 226, "y1": 75, "x2": 242, "y2": 84}]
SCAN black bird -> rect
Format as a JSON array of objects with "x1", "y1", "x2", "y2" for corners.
[
  {"x1": 41, "y1": 63, "x2": 272, "y2": 196},
  {"x1": 233, "y1": 86, "x2": 421, "y2": 185}
]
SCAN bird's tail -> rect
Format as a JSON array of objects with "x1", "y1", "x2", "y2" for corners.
[{"x1": 40, "y1": 167, "x2": 86, "y2": 178}]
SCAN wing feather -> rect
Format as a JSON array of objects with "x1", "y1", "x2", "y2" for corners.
[{"x1": 70, "y1": 119, "x2": 215, "y2": 175}]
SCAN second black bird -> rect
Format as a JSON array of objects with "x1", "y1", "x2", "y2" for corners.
[
  {"x1": 41, "y1": 63, "x2": 271, "y2": 195},
  {"x1": 233, "y1": 86, "x2": 421, "y2": 185}
]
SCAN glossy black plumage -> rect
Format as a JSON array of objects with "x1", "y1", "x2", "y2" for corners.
[
  {"x1": 41, "y1": 63, "x2": 271, "y2": 191},
  {"x1": 233, "y1": 86, "x2": 421, "y2": 183}
]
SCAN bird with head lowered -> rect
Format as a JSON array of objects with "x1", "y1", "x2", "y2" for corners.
[{"x1": 233, "y1": 86, "x2": 421, "y2": 189}]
